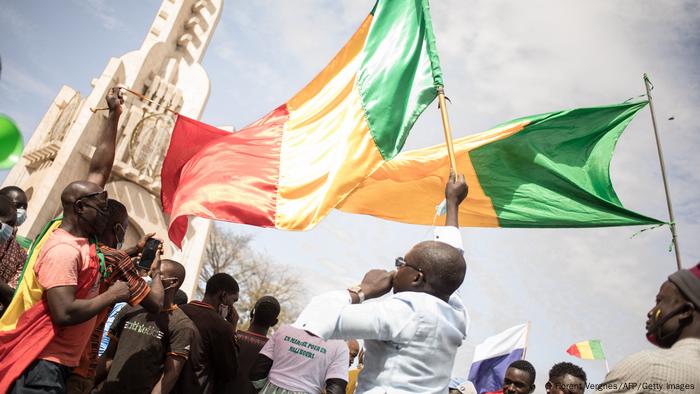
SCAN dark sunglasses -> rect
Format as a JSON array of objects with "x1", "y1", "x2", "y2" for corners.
[{"x1": 75, "y1": 191, "x2": 109, "y2": 213}]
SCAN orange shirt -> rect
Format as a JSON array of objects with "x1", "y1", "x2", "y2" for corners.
[{"x1": 34, "y1": 229, "x2": 100, "y2": 367}]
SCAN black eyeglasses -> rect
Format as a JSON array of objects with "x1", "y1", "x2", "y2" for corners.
[{"x1": 395, "y1": 257, "x2": 424, "y2": 276}]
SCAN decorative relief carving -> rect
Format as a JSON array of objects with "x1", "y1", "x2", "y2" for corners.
[
  {"x1": 45, "y1": 92, "x2": 81, "y2": 144},
  {"x1": 128, "y1": 112, "x2": 175, "y2": 181}
]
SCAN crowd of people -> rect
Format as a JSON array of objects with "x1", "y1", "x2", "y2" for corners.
[{"x1": 0, "y1": 88, "x2": 698, "y2": 394}]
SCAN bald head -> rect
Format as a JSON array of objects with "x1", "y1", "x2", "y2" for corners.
[
  {"x1": 161, "y1": 259, "x2": 186, "y2": 290},
  {"x1": 60, "y1": 181, "x2": 109, "y2": 236},
  {"x1": 61, "y1": 181, "x2": 104, "y2": 207},
  {"x1": 408, "y1": 240, "x2": 466, "y2": 297}
]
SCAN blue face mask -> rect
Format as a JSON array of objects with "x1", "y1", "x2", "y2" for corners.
[
  {"x1": 16, "y1": 208, "x2": 27, "y2": 226},
  {"x1": 0, "y1": 223, "x2": 13, "y2": 243}
]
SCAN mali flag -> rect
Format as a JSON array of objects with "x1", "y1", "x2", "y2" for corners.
[
  {"x1": 567, "y1": 340, "x2": 606, "y2": 360},
  {"x1": 161, "y1": 0, "x2": 443, "y2": 247},
  {"x1": 0, "y1": 218, "x2": 100, "y2": 391},
  {"x1": 0, "y1": 219, "x2": 61, "y2": 390},
  {"x1": 338, "y1": 101, "x2": 662, "y2": 228}
]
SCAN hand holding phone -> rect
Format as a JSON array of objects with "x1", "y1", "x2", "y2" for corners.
[{"x1": 138, "y1": 238, "x2": 162, "y2": 270}]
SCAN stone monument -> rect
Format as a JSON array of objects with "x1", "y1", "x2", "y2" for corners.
[{"x1": 1, "y1": 0, "x2": 223, "y2": 296}]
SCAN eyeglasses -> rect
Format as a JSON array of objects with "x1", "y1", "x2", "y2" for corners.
[{"x1": 395, "y1": 257, "x2": 424, "y2": 275}]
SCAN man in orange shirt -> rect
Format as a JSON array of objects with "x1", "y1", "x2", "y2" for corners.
[{"x1": 9, "y1": 182, "x2": 131, "y2": 393}]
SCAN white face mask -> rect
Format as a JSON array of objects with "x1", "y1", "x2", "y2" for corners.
[
  {"x1": 0, "y1": 223, "x2": 13, "y2": 243},
  {"x1": 16, "y1": 208, "x2": 27, "y2": 226},
  {"x1": 219, "y1": 304, "x2": 229, "y2": 319}
]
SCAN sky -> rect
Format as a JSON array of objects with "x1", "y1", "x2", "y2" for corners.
[{"x1": 1, "y1": 0, "x2": 699, "y2": 390}]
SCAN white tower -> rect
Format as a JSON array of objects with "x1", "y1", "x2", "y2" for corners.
[{"x1": 1, "y1": 0, "x2": 224, "y2": 296}]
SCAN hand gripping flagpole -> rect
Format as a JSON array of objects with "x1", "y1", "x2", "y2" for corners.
[
  {"x1": 90, "y1": 85, "x2": 179, "y2": 115},
  {"x1": 437, "y1": 86, "x2": 458, "y2": 171},
  {"x1": 643, "y1": 74, "x2": 682, "y2": 271}
]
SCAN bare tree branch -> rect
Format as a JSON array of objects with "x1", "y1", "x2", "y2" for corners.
[{"x1": 198, "y1": 225, "x2": 304, "y2": 327}]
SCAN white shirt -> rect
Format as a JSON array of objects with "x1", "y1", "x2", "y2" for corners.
[{"x1": 293, "y1": 227, "x2": 468, "y2": 394}]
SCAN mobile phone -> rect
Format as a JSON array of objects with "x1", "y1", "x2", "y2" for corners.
[{"x1": 138, "y1": 238, "x2": 161, "y2": 270}]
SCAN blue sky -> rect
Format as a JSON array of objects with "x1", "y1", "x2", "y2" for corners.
[{"x1": 1, "y1": 0, "x2": 699, "y2": 390}]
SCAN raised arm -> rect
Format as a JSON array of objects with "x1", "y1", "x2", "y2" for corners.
[
  {"x1": 294, "y1": 270, "x2": 419, "y2": 342},
  {"x1": 444, "y1": 171, "x2": 468, "y2": 228},
  {"x1": 86, "y1": 87, "x2": 123, "y2": 188}
]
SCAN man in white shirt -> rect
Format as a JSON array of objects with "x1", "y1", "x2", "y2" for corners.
[{"x1": 294, "y1": 173, "x2": 469, "y2": 394}]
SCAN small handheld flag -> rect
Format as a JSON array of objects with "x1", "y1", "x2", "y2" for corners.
[
  {"x1": 566, "y1": 339, "x2": 609, "y2": 373},
  {"x1": 566, "y1": 339, "x2": 605, "y2": 360}
]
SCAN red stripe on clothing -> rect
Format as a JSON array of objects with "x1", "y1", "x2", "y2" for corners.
[{"x1": 0, "y1": 301, "x2": 55, "y2": 392}]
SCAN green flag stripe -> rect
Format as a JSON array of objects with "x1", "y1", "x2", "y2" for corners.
[
  {"x1": 589, "y1": 340, "x2": 606, "y2": 359},
  {"x1": 357, "y1": 0, "x2": 443, "y2": 160},
  {"x1": 470, "y1": 101, "x2": 663, "y2": 227}
]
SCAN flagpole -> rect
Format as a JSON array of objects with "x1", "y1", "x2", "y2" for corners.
[
  {"x1": 521, "y1": 321, "x2": 531, "y2": 359},
  {"x1": 90, "y1": 85, "x2": 179, "y2": 115},
  {"x1": 643, "y1": 74, "x2": 682, "y2": 270},
  {"x1": 437, "y1": 87, "x2": 458, "y2": 171},
  {"x1": 604, "y1": 358, "x2": 610, "y2": 374}
]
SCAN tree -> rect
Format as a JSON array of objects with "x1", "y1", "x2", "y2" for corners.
[{"x1": 197, "y1": 225, "x2": 304, "y2": 327}]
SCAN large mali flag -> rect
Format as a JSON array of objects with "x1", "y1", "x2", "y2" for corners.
[
  {"x1": 162, "y1": 0, "x2": 443, "y2": 247},
  {"x1": 338, "y1": 101, "x2": 662, "y2": 228},
  {"x1": 567, "y1": 340, "x2": 606, "y2": 360}
]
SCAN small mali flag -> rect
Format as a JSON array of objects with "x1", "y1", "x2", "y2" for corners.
[{"x1": 567, "y1": 339, "x2": 606, "y2": 360}]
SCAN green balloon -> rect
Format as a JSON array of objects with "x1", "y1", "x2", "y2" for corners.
[{"x1": 0, "y1": 115, "x2": 24, "y2": 169}]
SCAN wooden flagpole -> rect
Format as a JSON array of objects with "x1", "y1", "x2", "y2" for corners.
[
  {"x1": 90, "y1": 85, "x2": 179, "y2": 115},
  {"x1": 521, "y1": 321, "x2": 531, "y2": 359},
  {"x1": 643, "y1": 74, "x2": 682, "y2": 270},
  {"x1": 437, "y1": 86, "x2": 458, "y2": 171}
]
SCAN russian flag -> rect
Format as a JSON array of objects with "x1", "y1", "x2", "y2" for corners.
[{"x1": 467, "y1": 323, "x2": 530, "y2": 394}]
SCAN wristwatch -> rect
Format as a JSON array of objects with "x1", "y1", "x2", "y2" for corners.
[{"x1": 347, "y1": 285, "x2": 365, "y2": 303}]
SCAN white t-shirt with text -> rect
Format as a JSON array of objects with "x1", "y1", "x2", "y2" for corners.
[{"x1": 260, "y1": 324, "x2": 349, "y2": 393}]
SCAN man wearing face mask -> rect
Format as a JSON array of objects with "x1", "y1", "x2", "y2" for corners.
[
  {"x1": 95, "y1": 259, "x2": 196, "y2": 394},
  {"x1": 176, "y1": 273, "x2": 240, "y2": 394},
  {"x1": 0, "y1": 186, "x2": 29, "y2": 290},
  {"x1": 68, "y1": 198, "x2": 166, "y2": 393},
  {"x1": 0, "y1": 86, "x2": 124, "y2": 294},
  {"x1": 0, "y1": 87, "x2": 130, "y2": 392},
  {"x1": 599, "y1": 262, "x2": 700, "y2": 393},
  {"x1": 0, "y1": 182, "x2": 131, "y2": 393}
]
